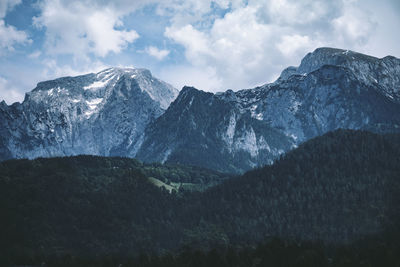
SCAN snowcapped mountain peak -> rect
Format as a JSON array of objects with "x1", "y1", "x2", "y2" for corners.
[
  {"x1": 0, "y1": 67, "x2": 178, "y2": 160},
  {"x1": 25, "y1": 67, "x2": 178, "y2": 111}
]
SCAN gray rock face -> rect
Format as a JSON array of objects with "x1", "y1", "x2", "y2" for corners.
[
  {"x1": 296, "y1": 47, "x2": 400, "y2": 101},
  {"x1": 135, "y1": 87, "x2": 294, "y2": 173},
  {"x1": 0, "y1": 68, "x2": 178, "y2": 160},
  {"x1": 136, "y1": 48, "x2": 400, "y2": 173}
]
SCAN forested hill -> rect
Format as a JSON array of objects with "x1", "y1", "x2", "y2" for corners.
[
  {"x1": 1, "y1": 130, "x2": 400, "y2": 265},
  {"x1": 0, "y1": 156, "x2": 230, "y2": 259},
  {"x1": 186, "y1": 130, "x2": 400, "y2": 245}
]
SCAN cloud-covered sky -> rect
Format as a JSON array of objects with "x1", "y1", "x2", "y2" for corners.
[{"x1": 0, "y1": 0, "x2": 400, "y2": 104}]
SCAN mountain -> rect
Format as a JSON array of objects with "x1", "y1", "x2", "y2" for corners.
[
  {"x1": 135, "y1": 86, "x2": 294, "y2": 172},
  {"x1": 1, "y1": 130, "x2": 399, "y2": 260},
  {"x1": 0, "y1": 68, "x2": 178, "y2": 160},
  {"x1": 1, "y1": 48, "x2": 400, "y2": 173},
  {"x1": 137, "y1": 48, "x2": 400, "y2": 173}
]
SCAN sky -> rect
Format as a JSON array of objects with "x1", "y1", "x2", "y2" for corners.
[{"x1": 0, "y1": 0, "x2": 400, "y2": 104}]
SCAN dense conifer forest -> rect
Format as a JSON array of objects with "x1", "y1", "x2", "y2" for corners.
[{"x1": 0, "y1": 130, "x2": 399, "y2": 266}]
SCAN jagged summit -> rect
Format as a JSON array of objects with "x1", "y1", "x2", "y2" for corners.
[
  {"x1": 175, "y1": 86, "x2": 211, "y2": 100},
  {"x1": 180, "y1": 85, "x2": 198, "y2": 93},
  {"x1": 275, "y1": 47, "x2": 400, "y2": 102},
  {"x1": 297, "y1": 47, "x2": 379, "y2": 73},
  {"x1": 27, "y1": 67, "x2": 178, "y2": 110},
  {"x1": 0, "y1": 67, "x2": 178, "y2": 160}
]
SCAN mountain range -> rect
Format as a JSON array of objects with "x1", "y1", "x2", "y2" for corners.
[{"x1": 1, "y1": 47, "x2": 400, "y2": 172}]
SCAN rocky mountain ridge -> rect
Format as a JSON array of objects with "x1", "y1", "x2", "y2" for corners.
[
  {"x1": 1, "y1": 48, "x2": 400, "y2": 173},
  {"x1": 0, "y1": 67, "x2": 178, "y2": 160},
  {"x1": 136, "y1": 48, "x2": 400, "y2": 172}
]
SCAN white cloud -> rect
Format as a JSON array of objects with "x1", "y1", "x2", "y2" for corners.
[
  {"x1": 0, "y1": 76, "x2": 24, "y2": 104},
  {"x1": 277, "y1": 34, "x2": 318, "y2": 57},
  {"x1": 162, "y1": 0, "x2": 382, "y2": 91},
  {"x1": 41, "y1": 59, "x2": 108, "y2": 80},
  {"x1": 33, "y1": 0, "x2": 139, "y2": 58},
  {"x1": 2, "y1": 0, "x2": 397, "y2": 101},
  {"x1": 165, "y1": 6, "x2": 286, "y2": 91},
  {"x1": 332, "y1": 2, "x2": 377, "y2": 47},
  {"x1": 0, "y1": 20, "x2": 31, "y2": 53},
  {"x1": 0, "y1": 0, "x2": 21, "y2": 18},
  {"x1": 362, "y1": 0, "x2": 400, "y2": 58},
  {"x1": 28, "y1": 50, "x2": 41, "y2": 59},
  {"x1": 255, "y1": 0, "x2": 342, "y2": 26},
  {"x1": 155, "y1": 0, "x2": 231, "y2": 26},
  {"x1": 165, "y1": 24, "x2": 212, "y2": 66},
  {"x1": 0, "y1": 0, "x2": 30, "y2": 54},
  {"x1": 145, "y1": 46, "x2": 170, "y2": 60},
  {"x1": 160, "y1": 65, "x2": 222, "y2": 92}
]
